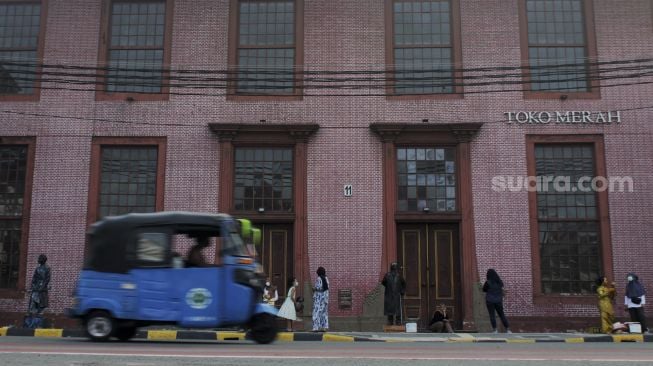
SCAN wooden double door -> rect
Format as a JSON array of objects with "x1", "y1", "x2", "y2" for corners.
[
  {"x1": 397, "y1": 223, "x2": 461, "y2": 330},
  {"x1": 256, "y1": 223, "x2": 294, "y2": 303}
]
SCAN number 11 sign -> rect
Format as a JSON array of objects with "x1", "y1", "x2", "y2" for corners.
[{"x1": 343, "y1": 184, "x2": 352, "y2": 197}]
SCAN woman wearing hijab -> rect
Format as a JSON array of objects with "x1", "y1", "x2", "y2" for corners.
[
  {"x1": 312, "y1": 267, "x2": 329, "y2": 332},
  {"x1": 625, "y1": 273, "x2": 648, "y2": 333},
  {"x1": 482, "y1": 268, "x2": 511, "y2": 333},
  {"x1": 595, "y1": 276, "x2": 616, "y2": 334}
]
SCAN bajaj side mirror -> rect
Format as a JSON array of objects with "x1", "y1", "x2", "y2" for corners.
[
  {"x1": 237, "y1": 218, "x2": 252, "y2": 240},
  {"x1": 251, "y1": 228, "x2": 261, "y2": 247}
]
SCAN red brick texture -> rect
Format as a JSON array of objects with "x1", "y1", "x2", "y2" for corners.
[{"x1": 0, "y1": 0, "x2": 651, "y2": 327}]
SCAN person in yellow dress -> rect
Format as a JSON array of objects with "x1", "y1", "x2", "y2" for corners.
[{"x1": 596, "y1": 276, "x2": 616, "y2": 334}]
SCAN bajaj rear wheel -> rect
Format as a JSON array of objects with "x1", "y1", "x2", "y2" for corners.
[
  {"x1": 249, "y1": 313, "x2": 278, "y2": 344},
  {"x1": 85, "y1": 310, "x2": 114, "y2": 342}
]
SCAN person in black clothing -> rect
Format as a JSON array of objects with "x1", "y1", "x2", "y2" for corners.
[
  {"x1": 382, "y1": 262, "x2": 406, "y2": 325},
  {"x1": 429, "y1": 303, "x2": 453, "y2": 333},
  {"x1": 624, "y1": 273, "x2": 648, "y2": 333},
  {"x1": 187, "y1": 236, "x2": 210, "y2": 267},
  {"x1": 28, "y1": 254, "x2": 51, "y2": 315},
  {"x1": 482, "y1": 268, "x2": 511, "y2": 333}
]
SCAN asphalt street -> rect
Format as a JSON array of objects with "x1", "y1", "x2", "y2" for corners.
[{"x1": 1, "y1": 336, "x2": 653, "y2": 366}]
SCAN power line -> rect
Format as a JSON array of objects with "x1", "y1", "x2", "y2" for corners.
[
  {"x1": 6, "y1": 62, "x2": 653, "y2": 87},
  {"x1": 0, "y1": 57, "x2": 650, "y2": 96},
  {"x1": 0, "y1": 75, "x2": 650, "y2": 97},
  {"x1": 0, "y1": 57, "x2": 651, "y2": 84},
  {"x1": 2, "y1": 56, "x2": 652, "y2": 75}
]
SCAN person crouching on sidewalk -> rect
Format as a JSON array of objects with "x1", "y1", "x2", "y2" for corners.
[{"x1": 429, "y1": 303, "x2": 453, "y2": 333}]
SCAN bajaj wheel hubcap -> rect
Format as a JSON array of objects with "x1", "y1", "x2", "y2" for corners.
[{"x1": 88, "y1": 317, "x2": 111, "y2": 337}]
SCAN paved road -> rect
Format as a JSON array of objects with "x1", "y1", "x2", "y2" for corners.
[{"x1": 1, "y1": 336, "x2": 653, "y2": 366}]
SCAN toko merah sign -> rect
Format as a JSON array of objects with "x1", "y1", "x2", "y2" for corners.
[{"x1": 504, "y1": 111, "x2": 621, "y2": 124}]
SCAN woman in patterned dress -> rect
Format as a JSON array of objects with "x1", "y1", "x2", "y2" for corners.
[{"x1": 312, "y1": 267, "x2": 329, "y2": 332}]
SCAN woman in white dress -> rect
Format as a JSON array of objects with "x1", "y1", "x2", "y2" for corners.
[{"x1": 277, "y1": 277, "x2": 298, "y2": 331}]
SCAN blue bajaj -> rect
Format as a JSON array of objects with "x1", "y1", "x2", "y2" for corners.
[{"x1": 67, "y1": 212, "x2": 278, "y2": 343}]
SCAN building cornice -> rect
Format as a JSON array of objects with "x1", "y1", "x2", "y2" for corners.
[{"x1": 369, "y1": 122, "x2": 483, "y2": 143}]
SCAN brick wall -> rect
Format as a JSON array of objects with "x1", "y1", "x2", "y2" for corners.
[{"x1": 0, "y1": 0, "x2": 651, "y2": 324}]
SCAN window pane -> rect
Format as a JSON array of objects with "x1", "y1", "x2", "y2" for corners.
[
  {"x1": 394, "y1": 47, "x2": 453, "y2": 94},
  {"x1": 107, "y1": 49, "x2": 164, "y2": 93},
  {"x1": 0, "y1": 145, "x2": 28, "y2": 289},
  {"x1": 528, "y1": 46, "x2": 588, "y2": 92},
  {"x1": 526, "y1": 0, "x2": 585, "y2": 45},
  {"x1": 99, "y1": 146, "x2": 158, "y2": 218},
  {"x1": 237, "y1": 48, "x2": 295, "y2": 94},
  {"x1": 236, "y1": 1, "x2": 296, "y2": 94},
  {"x1": 0, "y1": 145, "x2": 27, "y2": 217},
  {"x1": 238, "y1": 1, "x2": 294, "y2": 46},
  {"x1": 106, "y1": 1, "x2": 166, "y2": 93},
  {"x1": 0, "y1": 3, "x2": 41, "y2": 95},
  {"x1": 526, "y1": 0, "x2": 588, "y2": 92},
  {"x1": 234, "y1": 147, "x2": 293, "y2": 212},
  {"x1": 392, "y1": 1, "x2": 454, "y2": 94},
  {"x1": 396, "y1": 146, "x2": 456, "y2": 212},
  {"x1": 535, "y1": 143, "x2": 600, "y2": 295},
  {"x1": 393, "y1": 1, "x2": 450, "y2": 46}
]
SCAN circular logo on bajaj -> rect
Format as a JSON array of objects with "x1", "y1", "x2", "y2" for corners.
[{"x1": 185, "y1": 288, "x2": 213, "y2": 309}]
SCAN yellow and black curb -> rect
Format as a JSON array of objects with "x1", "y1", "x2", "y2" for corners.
[
  {"x1": 0, "y1": 327, "x2": 374, "y2": 342},
  {"x1": 1, "y1": 327, "x2": 651, "y2": 343}
]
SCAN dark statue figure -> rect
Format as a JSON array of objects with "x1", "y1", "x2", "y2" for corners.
[
  {"x1": 381, "y1": 262, "x2": 406, "y2": 325},
  {"x1": 28, "y1": 254, "x2": 51, "y2": 316}
]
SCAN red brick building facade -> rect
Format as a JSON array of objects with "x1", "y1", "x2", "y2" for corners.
[{"x1": 0, "y1": 0, "x2": 652, "y2": 332}]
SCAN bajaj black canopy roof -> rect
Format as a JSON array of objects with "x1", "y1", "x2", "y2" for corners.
[{"x1": 85, "y1": 211, "x2": 233, "y2": 273}]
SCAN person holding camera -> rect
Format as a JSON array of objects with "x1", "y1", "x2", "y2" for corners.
[{"x1": 625, "y1": 273, "x2": 648, "y2": 333}]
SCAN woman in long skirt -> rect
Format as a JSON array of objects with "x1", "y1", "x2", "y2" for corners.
[
  {"x1": 312, "y1": 267, "x2": 329, "y2": 332},
  {"x1": 595, "y1": 276, "x2": 616, "y2": 333}
]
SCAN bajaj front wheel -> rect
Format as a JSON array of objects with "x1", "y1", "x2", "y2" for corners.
[
  {"x1": 85, "y1": 310, "x2": 114, "y2": 342},
  {"x1": 249, "y1": 313, "x2": 278, "y2": 344}
]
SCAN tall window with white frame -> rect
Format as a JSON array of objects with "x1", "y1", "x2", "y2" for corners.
[
  {"x1": 390, "y1": 0, "x2": 455, "y2": 95},
  {"x1": 0, "y1": 2, "x2": 43, "y2": 95},
  {"x1": 235, "y1": 0, "x2": 297, "y2": 94},
  {"x1": 525, "y1": 0, "x2": 591, "y2": 92},
  {"x1": 535, "y1": 144, "x2": 601, "y2": 294},
  {"x1": 0, "y1": 145, "x2": 28, "y2": 289}
]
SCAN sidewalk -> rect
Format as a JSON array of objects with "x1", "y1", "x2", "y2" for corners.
[{"x1": 2, "y1": 326, "x2": 652, "y2": 343}]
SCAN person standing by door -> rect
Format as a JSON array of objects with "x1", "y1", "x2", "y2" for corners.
[
  {"x1": 625, "y1": 273, "x2": 648, "y2": 333},
  {"x1": 482, "y1": 268, "x2": 511, "y2": 333},
  {"x1": 276, "y1": 277, "x2": 298, "y2": 331},
  {"x1": 382, "y1": 262, "x2": 406, "y2": 325},
  {"x1": 312, "y1": 267, "x2": 329, "y2": 332}
]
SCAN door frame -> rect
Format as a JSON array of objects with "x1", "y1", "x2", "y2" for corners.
[
  {"x1": 258, "y1": 223, "x2": 294, "y2": 301},
  {"x1": 371, "y1": 123, "x2": 483, "y2": 330},
  {"x1": 396, "y1": 222, "x2": 462, "y2": 330},
  {"x1": 211, "y1": 123, "x2": 318, "y2": 291}
]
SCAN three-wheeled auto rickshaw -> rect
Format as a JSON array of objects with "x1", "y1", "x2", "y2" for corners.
[{"x1": 67, "y1": 211, "x2": 278, "y2": 343}]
